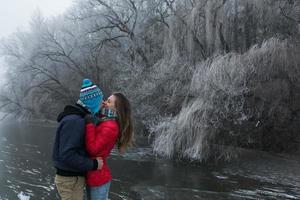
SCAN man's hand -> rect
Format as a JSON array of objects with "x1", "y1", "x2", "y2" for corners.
[
  {"x1": 85, "y1": 114, "x2": 94, "y2": 124},
  {"x1": 96, "y1": 157, "x2": 103, "y2": 170}
]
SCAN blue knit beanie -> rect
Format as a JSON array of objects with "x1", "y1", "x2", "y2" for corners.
[{"x1": 79, "y1": 79, "x2": 103, "y2": 115}]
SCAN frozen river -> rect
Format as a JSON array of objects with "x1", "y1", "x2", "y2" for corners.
[{"x1": 0, "y1": 122, "x2": 299, "y2": 199}]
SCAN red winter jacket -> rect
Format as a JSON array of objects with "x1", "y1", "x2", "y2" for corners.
[{"x1": 85, "y1": 120, "x2": 119, "y2": 187}]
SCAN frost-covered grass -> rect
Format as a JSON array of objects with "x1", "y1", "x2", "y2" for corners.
[{"x1": 152, "y1": 38, "x2": 300, "y2": 162}]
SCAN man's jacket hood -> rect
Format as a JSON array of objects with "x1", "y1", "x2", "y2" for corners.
[{"x1": 57, "y1": 104, "x2": 88, "y2": 122}]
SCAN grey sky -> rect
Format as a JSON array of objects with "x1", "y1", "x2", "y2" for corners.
[
  {"x1": 0, "y1": 0, "x2": 74, "y2": 39},
  {"x1": 0, "y1": 0, "x2": 74, "y2": 81}
]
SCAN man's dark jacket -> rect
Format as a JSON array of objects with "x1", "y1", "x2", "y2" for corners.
[{"x1": 52, "y1": 104, "x2": 98, "y2": 176}]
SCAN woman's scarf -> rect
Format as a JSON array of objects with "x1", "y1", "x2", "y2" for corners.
[{"x1": 99, "y1": 107, "x2": 118, "y2": 122}]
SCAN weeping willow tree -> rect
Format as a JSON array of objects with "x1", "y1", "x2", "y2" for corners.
[
  {"x1": 152, "y1": 38, "x2": 300, "y2": 161},
  {"x1": 150, "y1": 0, "x2": 300, "y2": 161}
]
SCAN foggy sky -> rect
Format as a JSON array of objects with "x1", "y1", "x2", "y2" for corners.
[{"x1": 0, "y1": 0, "x2": 73, "y2": 39}]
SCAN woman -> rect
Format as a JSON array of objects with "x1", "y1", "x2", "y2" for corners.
[{"x1": 85, "y1": 92, "x2": 134, "y2": 200}]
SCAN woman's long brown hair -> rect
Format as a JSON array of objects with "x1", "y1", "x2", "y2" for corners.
[{"x1": 113, "y1": 92, "x2": 134, "y2": 153}]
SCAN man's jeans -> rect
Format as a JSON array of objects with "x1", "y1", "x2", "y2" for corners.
[
  {"x1": 86, "y1": 181, "x2": 111, "y2": 200},
  {"x1": 55, "y1": 175, "x2": 85, "y2": 200}
]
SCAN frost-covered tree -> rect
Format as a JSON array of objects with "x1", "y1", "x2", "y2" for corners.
[
  {"x1": 152, "y1": 38, "x2": 300, "y2": 161},
  {"x1": 0, "y1": 0, "x2": 299, "y2": 161}
]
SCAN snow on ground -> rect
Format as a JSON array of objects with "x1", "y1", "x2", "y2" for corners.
[{"x1": 17, "y1": 192, "x2": 30, "y2": 200}]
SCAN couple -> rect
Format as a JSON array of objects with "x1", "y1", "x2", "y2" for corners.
[{"x1": 52, "y1": 79, "x2": 133, "y2": 200}]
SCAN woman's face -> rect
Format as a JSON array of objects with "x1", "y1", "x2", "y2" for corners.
[{"x1": 102, "y1": 95, "x2": 116, "y2": 110}]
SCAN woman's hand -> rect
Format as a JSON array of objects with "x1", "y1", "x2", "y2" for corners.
[{"x1": 101, "y1": 100, "x2": 108, "y2": 109}]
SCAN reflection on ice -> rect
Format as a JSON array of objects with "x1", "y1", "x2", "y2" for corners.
[
  {"x1": 15, "y1": 180, "x2": 54, "y2": 192},
  {"x1": 232, "y1": 188, "x2": 300, "y2": 200},
  {"x1": 110, "y1": 147, "x2": 153, "y2": 161},
  {"x1": 212, "y1": 172, "x2": 229, "y2": 180},
  {"x1": 132, "y1": 185, "x2": 165, "y2": 199}
]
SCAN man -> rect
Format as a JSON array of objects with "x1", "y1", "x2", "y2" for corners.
[{"x1": 52, "y1": 79, "x2": 103, "y2": 200}]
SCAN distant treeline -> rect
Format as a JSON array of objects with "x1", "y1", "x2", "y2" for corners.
[{"x1": 1, "y1": 0, "x2": 300, "y2": 161}]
